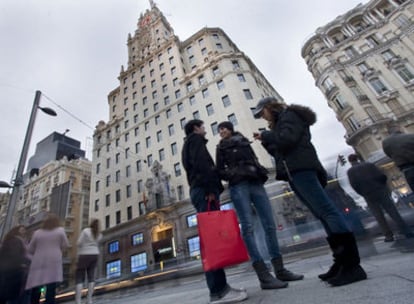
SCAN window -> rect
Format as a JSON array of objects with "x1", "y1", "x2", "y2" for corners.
[
  {"x1": 168, "y1": 124, "x2": 175, "y2": 136},
  {"x1": 155, "y1": 115, "x2": 161, "y2": 125},
  {"x1": 366, "y1": 34, "x2": 380, "y2": 47},
  {"x1": 150, "y1": 69, "x2": 154, "y2": 77},
  {"x1": 206, "y1": 104, "x2": 214, "y2": 116},
  {"x1": 186, "y1": 82, "x2": 193, "y2": 92},
  {"x1": 134, "y1": 114, "x2": 138, "y2": 123},
  {"x1": 116, "y1": 189, "x2": 121, "y2": 202},
  {"x1": 198, "y1": 38, "x2": 205, "y2": 46},
  {"x1": 127, "y1": 206, "x2": 132, "y2": 220},
  {"x1": 189, "y1": 95, "x2": 196, "y2": 105},
  {"x1": 159, "y1": 148, "x2": 165, "y2": 161},
  {"x1": 201, "y1": 47, "x2": 207, "y2": 55},
  {"x1": 137, "y1": 179, "x2": 143, "y2": 193},
  {"x1": 139, "y1": 202, "x2": 146, "y2": 216},
  {"x1": 141, "y1": 75, "x2": 145, "y2": 83},
  {"x1": 202, "y1": 88, "x2": 209, "y2": 98},
  {"x1": 180, "y1": 118, "x2": 186, "y2": 129},
  {"x1": 187, "y1": 236, "x2": 200, "y2": 257},
  {"x1": 237, "y1": 73, "x2": 246, "y2": 82},
  {"x1": 175, "y1": 90, "x2": 181, "y2": 99},
  {"x1": 212, "y1": 66, "x2": 220, "y2": 77},
  {"x1": 106, "y1": 260, "x2": 121, "y2": 279},
  {"x1": 243, "y1": 89, "x2": 253, "y2": 100},
  {"x1": 105, "y1": 215, "x2": 110, "y2": 229},
  {"x1": 333, "y1": 94, "x2": 348, "y2": 110},
  {"x1": 174, "y1": 163, "x2": 181, "y2": 176},
  {"x1": 108, "y1": 241, "x2": 119, "y2": 253},
  {"x1": 211, "y1": 122, "x2": 219, "y2": 135},
  {"x1": 106, "y1": 175, "x2": 111, "y2": 187},
  {"x1": 186, "y1": 214, "x2": 197, "y2": 227},
  {"x1": 136, "y1": 160, "x2": 142, "y2": 172},
  {"x1": 106, "y1": 158, "x2": 111, "y2": 169},
  {"x1": 143, "y1": 108, "x2": 149, "y2": 117},
  {"x1": 177, "y1": 103, "x2": 184, "y2": 112},
  {"x1": 171, "y1": 142, "x2": 178, "y2": 155},
  {"x1": 131, "y1": 252, "x2": 147, "y2": 273},
  {"x1": 228, "y1": 113, "x2": 238, "y2": 126},
  {"x1": 171, "y1": 66, "x2": 176, "y2": 75},
  {"x1": 177, "y1": 185, "x2": 184, "y2": 200},
  {"x1": 357, "y1": 62, "x2": 369, "y2": 73},
  {"x1": 222, "y1": 95, "x2": 231, "y2": 107},
  {"x1": 143, "y1": 96, "x2": 147, "y2": 105},
  {"x1": 147, "y1": 154, "x2": 153, "y2": 167},
  {"x1": 395, "y1": 65, "x2": 414, "y2": 83},
  {"x1": 135, "y1": 142, "x2": 141, "y2": 153},
  {"x1": 216, "y1": 80, "x2": 225, "y2": 90},
  {"x1": 115, "y1": 153, "x2": 120, "y2": 164},
  {"x1": 152, "y1": 91, "x2": 158, "y2": 99},
  {"x1": 106, "y1": 194, "x2": 110, "y2": 207},
  {"x1": 132, "y1": 232, "x2": 144, "y2": 246},
  {"x1": 381, "y1": 50, "x2": 395, "y2": 61},
  {"x1": 96, "y1": 163, "x2": 100, "y2": 174},
  {"x1": 166, "y1": 108, "x2": 172, "y2": 118},
  {"x1": 125, "y1": 133, "x2": 129, "y2": 142},
  {"x1": 169, "y1": 56, "x2": 174, "y2": 64},
  {"x1": 368, "y1": 78, "x2": 389, "y2": 95},
  {"x1": 346, "y1": 115, "x2": 360, "y2": 132},
  {"x1": 95, "y1": 181, "x2": 100, "y2": 192},
  {"x1": 157, "y1": 130, "x2": 162, "y2": 142},
  {"x1": 164, "y1": 96, "x2": 170, "y2": 105},
  {"x1": 232, "y1": 60, "x2": 240, "y2": 69},
  {"x1": 141, "y1": 86, "x2": 146, "y2": 94},
  {"x1": 159, "y1": 62, "x2": 164, "y2": 70},
  {"x1": 116, "y1": 211, "x2": 121, "y2": 224},
  {"x1": 216, "y1": 43, "x2": 223, "y2": 49},
  {"x1": 189, "y1": 55, "x2": 195, "y2": 65},
  {"x1": 144, "y1": 121, "x2": 149, "y2": 131},
  {"x1": 126, "y1": 165, "x2": 131, "y2": 177},
  {"x1": 173, "y1": 78, "x2": 178, "y2": 86},
  {"x1": 193, "y1": 111, "x2": 200, "y2": 119},
  {"x1": 161, "y1": 73, "x2": 166, "y2": 81},
  {"x1": 146, "y1": 136, "x2": 151, "y2": 148},
  {"x1": 198, "y1": 74, "x2": 206, "y2": 85},
  {"x1": 94, "y1": 199, "x2": 99, "y2": 212},
  {"x1": 153, "y1": 102, "x2": 159, "y2": 112},
  {"x1": 162, "y1": 84, "x2": 167, "y2": 93}
]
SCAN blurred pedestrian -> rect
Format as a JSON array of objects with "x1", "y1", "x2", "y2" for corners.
[
  {"x1": 182, "y1": 119, "x2": 247, "y2": 304},
  {"x1": 382, "y1": 129, "x2": 414, "y2": 191},
  {"x1": 0, "y1": 225, "x2": 31, "y2": 304},
  {"x1": 347, "y1": 153, "x2": 413, "y2": 242},
  {"x1": 75, "y1": 219, "x2": 102, "y2": 304},
  {"x1": 216, "y1": 121, "x2": 303, "y2": 290},
  {"x1": 252, "y1": 97, "x2": 367, "y2": 287},
  {"x1": 25, "y1": 213, "x2": 69, "y2": 304}
]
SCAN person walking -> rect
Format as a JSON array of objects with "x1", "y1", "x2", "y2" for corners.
[
  {"x1": 25, "y1": 213, "x2": 69, "y2": 304},
  {"x1": 382, "y1": 129, "x2": 414, "y2": 191},
  {"x1": 75, "y1": 219, "x2": 102, "y2": 304},
  {"x1": 182, "y1": 119, "x2": 247, "y2": 304},
  {"x1": 347, "y1": 154, "x2": 413, "y2": 242},
  {"x1": 252, "y1": 97, "x2": 367, "y2": 287},
  {"x1": 215, "y1": 121, "x2": 303, "y2": 290},
  {"x1": 0, "y1": 225, "x2": 31, "y2": 304}
]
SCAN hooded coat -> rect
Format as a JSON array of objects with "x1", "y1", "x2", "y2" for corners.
[{"x1": 260, "y1": 104, "x2": 327, "y2": 186}]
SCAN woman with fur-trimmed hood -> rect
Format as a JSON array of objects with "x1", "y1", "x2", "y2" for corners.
[{"x1": 253, "y1": 97, "x2": 367, "y2": 287}]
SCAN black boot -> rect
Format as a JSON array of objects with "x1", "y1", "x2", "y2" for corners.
[
  {"x1": 252, "y1": 260, "x2": 288, "y2": 289},
  {"x1": 328, "y1": 233, "x2": 367, "y2": 287},
  {"x1": 318, "y1": 236, "x2": 341, "y2": 281},
  {"x1": 271, "y1": 257, "x2": 304, "y2": 281}
]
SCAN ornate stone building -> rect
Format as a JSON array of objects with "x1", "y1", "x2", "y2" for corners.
[{"x1": 301, "y1": 0, "x2": 414, "y2": 194}]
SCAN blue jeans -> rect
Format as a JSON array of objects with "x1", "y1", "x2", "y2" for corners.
[
  {"x1": 190, "y1": 187, "x2": 228, "y2": 298},
  {"x1": 289, "y1": 170, "x2": 350, "y2": 236},
  {"x1": 230, "y1": 181, "x2": 281, "y2": 262}
]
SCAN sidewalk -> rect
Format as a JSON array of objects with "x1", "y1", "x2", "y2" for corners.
[{"x1": 61, "y1": 237, "x2": 414, "y2": 304}]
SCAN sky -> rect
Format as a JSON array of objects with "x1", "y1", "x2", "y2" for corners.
[{"x1": 0, "y1": 0, "x2": 367, "y2": 187}]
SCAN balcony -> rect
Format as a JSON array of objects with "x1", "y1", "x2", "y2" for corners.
[
  {"x1": 357, "y1": 95, "x2": 370, "y2": 105},
  {"x1": 343, "y1": 76, "x2": 355, "y2": 85},
  {"x1": 377, "y1": 90, "x2": 399, "y2": 103},
  {"x1": 325, "y1": 86, "x2": 339, "y2": 100}
]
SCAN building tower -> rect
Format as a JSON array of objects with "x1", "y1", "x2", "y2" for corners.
[{"x1": 301, "y1": 0, "x2": 414, "y2": 164}]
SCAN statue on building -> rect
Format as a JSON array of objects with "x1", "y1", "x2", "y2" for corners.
[{"x1": 144, "y1": 161, "x2": 176, "y2": 211}]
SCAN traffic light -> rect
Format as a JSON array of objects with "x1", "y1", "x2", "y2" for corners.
[{"x1": 338, "y1": 154, "x2": 346, "y2": 166}]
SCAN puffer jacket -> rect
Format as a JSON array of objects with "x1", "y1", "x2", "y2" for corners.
[
  {"x1": 260, "y1": 104, "x2": 327, "y2": 186},
  {"x1": 181, "y1": 132, "x2": 224, "y2": 194},
  {"x1": 216, "y1": 132, "x2": 268, "y2": 185}
]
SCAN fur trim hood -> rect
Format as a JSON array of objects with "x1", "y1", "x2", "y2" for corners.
[{"x1": 286, "y1": 104, "x2": 317, "y2": 126}]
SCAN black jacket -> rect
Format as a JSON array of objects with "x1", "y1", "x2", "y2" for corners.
[
  {"x1": 216, "y1": 132, "x2": 268, "y2": 185},
  {"x1": 347, "y1": 161, "x2": 388, "y2": 196},
  {"x1": 260, "y1": 104, "x2": 327, "y2": 186},
  {"x1": 181, "y1": 133, "x2": 224, "y2": 194}
]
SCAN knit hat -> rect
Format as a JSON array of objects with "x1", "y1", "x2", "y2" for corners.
[{"x1": 217, "y1": 121, "x2": 234, "y2": 132}]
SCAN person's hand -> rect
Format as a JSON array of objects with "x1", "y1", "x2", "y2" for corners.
[
  {"x1": 253, "y1": 132, "x2": 262, "y2": 141},
  {"x1": 206, "y1": 193, "x2": 216, "y2": 202}
]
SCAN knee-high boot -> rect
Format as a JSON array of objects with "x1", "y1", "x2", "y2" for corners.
[
  {"x1": 75, "y1": 284, "x2": 82, "y2": 304},
  {"x1": 87, "y1": 282, "x2": 95, "y2": 304},
  {"x1": 328, "y1": 233, "x2": 367, "y2": 287},
  {"x1": 318, "y1": 236, "x2": 341, "y2": 281}
]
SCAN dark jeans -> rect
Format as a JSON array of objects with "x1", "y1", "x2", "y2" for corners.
[
  {"x1": 76, "y1": 255, "x2": 98, "y2": 283},
  {"x1": 289, "y1": 170, "x2": 351, "y2": 236},
  {"x1": 30, "y1": 283, "x2": 56, "y2": 304},
  {"x1": 190, "y1": 187, "x2": 228, "y2": 298},
  {"x1": 364, "y1": 188, "x2": 412, "y2": 237}
]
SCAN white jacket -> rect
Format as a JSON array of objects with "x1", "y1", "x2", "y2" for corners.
[{"x1": 77, "y1": 228, "x2": 102, "y2": 255}]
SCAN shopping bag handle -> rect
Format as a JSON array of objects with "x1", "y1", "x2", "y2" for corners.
[{"x1": 207, "y1": 198, "x2": 220, "y2": 211}]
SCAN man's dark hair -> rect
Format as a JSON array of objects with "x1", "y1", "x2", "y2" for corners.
[{"x1": 184, "y1": 119, "x2": 204, "y2": 136}]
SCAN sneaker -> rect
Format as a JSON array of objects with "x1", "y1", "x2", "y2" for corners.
[{"x1": 209, "y1": 286, "x2": 248, "y2": 304}]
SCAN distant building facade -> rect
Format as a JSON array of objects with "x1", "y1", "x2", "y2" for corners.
[{"x1": 301, "y1": 0, "x2": 414, "y2": 194}]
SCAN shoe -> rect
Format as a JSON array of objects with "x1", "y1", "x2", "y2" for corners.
[
  {"x1": 209, "y1": 286, "x2": 248, "y2": 304},
  {"x1": 328, "y1": 265, "x2": 367, "y2": 287},
  {"x1": 384, "y1": 235, "x2": 394, "y2": 242}
]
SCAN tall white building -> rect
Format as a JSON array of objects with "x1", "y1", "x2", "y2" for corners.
[
  {"x1": 90, "y1": 2, "x2": 282, "y2": 230},
  {"x1": 301, "y1": 0, "x2": 414, "y2": 164}
]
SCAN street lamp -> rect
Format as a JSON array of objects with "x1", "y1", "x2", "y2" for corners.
[{"x1": 0, "y1": 90, "x2": 56, "y2": 240}]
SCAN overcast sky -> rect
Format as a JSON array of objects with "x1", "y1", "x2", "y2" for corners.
[{"x1": 0, "y1": 0, "x2": 367, "y2": 186}]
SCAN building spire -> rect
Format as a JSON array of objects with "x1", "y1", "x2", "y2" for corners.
[{"x1": 149, "y1": 0, "x2": 155, "y2": 9}]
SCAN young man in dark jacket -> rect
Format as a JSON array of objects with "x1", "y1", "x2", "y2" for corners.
[
  {"x1": 216, "y1": 121, "x2": 303, "y2": 290},
  {"x1": 253, "y1": 97, "x2": 367, "y2": 287},
  {"x1": 181, "y1": 119, "x2": 247, "y2": 304},
  {"x1": 347, "y1": 154, "x2": 413, "y2": 242}
]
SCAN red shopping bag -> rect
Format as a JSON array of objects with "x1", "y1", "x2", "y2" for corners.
[{"x1": 197, "y1": 201, "x2": 249, "y2": 271}]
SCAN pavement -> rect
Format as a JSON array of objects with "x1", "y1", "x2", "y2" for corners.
[{"x1": 59, "y1": 236, "x2": 414, "y2": 304}]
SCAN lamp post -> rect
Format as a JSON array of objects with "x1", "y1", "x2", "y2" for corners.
[{"x1": 0, "y1": 90, "x2": 56, "y2": 240}]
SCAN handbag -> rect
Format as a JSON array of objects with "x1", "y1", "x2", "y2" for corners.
[{"x1": 197, "y1": 200, "x2": 249, "y2": 271}]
